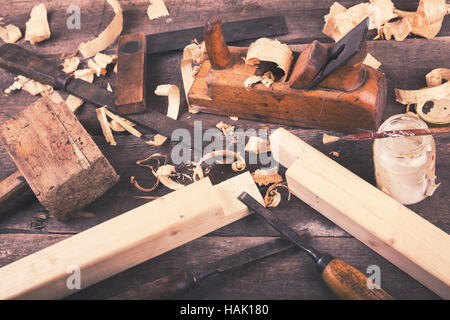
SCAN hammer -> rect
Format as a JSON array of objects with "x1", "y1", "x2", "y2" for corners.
[{"x1": 0, "y1": 93, "x2": 119, "y2": 221}]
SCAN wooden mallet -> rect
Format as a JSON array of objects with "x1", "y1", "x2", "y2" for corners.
[{"x1": 0, "y1": 94, "x2": 119, "y2": 221}]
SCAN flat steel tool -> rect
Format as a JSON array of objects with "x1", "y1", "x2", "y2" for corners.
[{"x1": 108, "y1": 238, "x2": 295, "y2": 299}]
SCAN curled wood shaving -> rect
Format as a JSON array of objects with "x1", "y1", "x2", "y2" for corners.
[
  {"x1": 147, "y1": 0, "x2": 170, "y2": 20},
  {"x1": 155, "y1": 165, "x2": 185, "y2": 190},
  {"x1": 251, "y1": 167, "x2": 283, "y2": 186},
  {"x1": 181, "y1": 41, "x2": 207, "y2": 112},
  {"x1": 0, "y1": 24, "x2": 22, "y2": 43},
  {"x1": 216, "y1": 121, "x2": 235, "y2": 136},
  {"x1": 25, "y1": 3, "x2": 51, "y2": 44},
  {"x1": 61, "y1": 57, "x2": 80, "y2": 74},
  {"x1": 244, "y1": 71, "x2": 275, "y2": 88},
  {"x1": 103, "y1": 108, "x2": 142, "y2": 138},
  {"x1": 395, "y1": 68, "x2": 450, "y2": 124},
  {"x1": 4, "y1": 75, "x2": 52, "y2": 96},
  {"x1": 245, "y1": 38, "x2": 293, "y2": 81},
  {"x1": 78, "y1": 0, "x2": 123, "y2": 58},
  {"x1": 193, "y1": 150, "x2": 246, "y2": 181},
  {"x1": 96, "y1": 107, "x2": 116, "y2": 146},
  {"x1": 264, "y1": 182, "x2": 291, "y2": 208},
  {"x1": 245, "y1": 136, "x2": 271, "y2": 154},
  {"x1": 145, "y1": 134, "x2": 168, "y2": 146},
  {"x1": 154, "y1": 84, "x2": 180, "y2": 120},
  {"x1": 395, "y1": 0, "x2": 449, "y2": 39}
]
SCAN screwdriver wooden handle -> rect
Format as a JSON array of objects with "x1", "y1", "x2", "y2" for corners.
[
  {"x1": 319, "y1": 257, "x2": 394, "y2": 300},
  {"x1": 108, "y1": 271, "x2": 199, "y2": 300}
]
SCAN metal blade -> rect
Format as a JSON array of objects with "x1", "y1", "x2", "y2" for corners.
[
  {"x1": 146, "y1": 16, "x2": 288, "y2": 54},
  {"x1": 195, "y1": 238, "x2": 295, "y2": 280},
  {"x1": 66, "y1": 78, "x2": 116, "y2": 107},
  {"x1": 238, "y1": 192, "x2": 322, "y2": 262},
  {"x1": 306, "y1": 17, "x2": 369, "y2": 89}
]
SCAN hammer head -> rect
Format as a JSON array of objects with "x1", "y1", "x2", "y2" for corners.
[{"x1": 0, "y1": 93, "x2": 119, "y2": 221}]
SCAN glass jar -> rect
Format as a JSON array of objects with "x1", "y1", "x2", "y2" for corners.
[{"x1": 373, "y1": 113, "x2": 438, "y2": 205}]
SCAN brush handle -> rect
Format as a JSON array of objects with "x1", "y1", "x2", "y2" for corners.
[{"x1": 345, "y1": 127, "x2": 450, "y2": 140}]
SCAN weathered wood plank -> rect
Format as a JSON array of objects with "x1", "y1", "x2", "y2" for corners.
[{"x1": 0, "y1": 233, "x2": 439, "y2": 299}]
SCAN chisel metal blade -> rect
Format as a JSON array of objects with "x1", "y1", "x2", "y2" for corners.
[{"x1": 195, "y1": 238, "x2": 296, "y2": 280}]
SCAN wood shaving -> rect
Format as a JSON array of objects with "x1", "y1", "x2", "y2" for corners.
[
  {"x1": 244, "y1": 71, "x2": 275, "y2": 88},
  {"x1": 329, "y1": 151, "x2": 340, "y2": 157},
  {"x1": 229, "y1": 116, "x2": 239, "y2": 121},
  {"x1": 251, "y1": 167, "x2": 283, "y2": 186},
  {"x1": 147, "y1": 0, "x2": 169, "y2": 20},
  {"x1": 245, "y1": 38, "x2": 293, "y2": 81},
  {"x1": 154, "y1": 84, "x2": 180, "y2": 120},
  {"x1": 107, "y1": 83, "x2": 113, "y2": 92},
  {"x1": 61, "y1": 57, "x2": 80, "y2": 74},
  {"x1": 180, "y1": 41, "x2": 207, "y2": 112},
  {"x1": 65, "y1": 69, "x2": 95, "y2": 112},
  {"x1": 145, "y1": 134, "x2": 168, "y2": 146},
  {"x1": 103, "y1": 108, "x2": 142, "y2": 138},
  {"x1": 78, "y1": 0, "x2": 123, "y2": 58},
  {"x1": 25, "y1": 3, "x2": 51, "y2": 44},
  {"x1": 395, "y1": 0, "x2": 449, "y2": 39},
  {"x1": 155, "y1": 165, "x2": 185, "y2": 190},
  {"x1": 245, "y1": 136, "x2": 271, "y2": 154},
  {"x1": 88, "y1": 53, "x2": 117, "y2": 77},
  {"x1": 96, "y1": 107, "x2": 116, "y2": 146},
  {"x1": 395, "y1": 68, "x2": 450, "y2": 124},
  {"x1": 264, "y1": 182, "x2": 291, "y2": 208},
  {"x1": 0, "y1": 24, "x2": 22, "y2": 43},
  {"x1": 322, "y1": 133, "x2": 341, "y2": 144},
  {"x1": 4, "y1": 75, "x2": 52, "y2": 96},
  {"x1": 193, "y1": 150, "x2": 246, "y2": 181},
  {"x1": 216, "y1": 121, "x2": 235, "y2": 136},
  {"x1": 380, "y1": 17, "x2": 412, "y2": 41},
  {"x1": 363, "y1": 53, "x2": 382, "y2": 70},
  {"x1": 109, "y1": 118, "x2": 136, "y2": 132}
]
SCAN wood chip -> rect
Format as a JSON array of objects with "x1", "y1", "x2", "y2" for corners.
[
  {"x1": 329, "y1": 151, "x2": 340, "y2": 157},
  {"x1": 245, "y1": 38, "x2": 293, "y2": 81},
  {"x1": 25, "y1": 3, "x2": 51, "y2": 44},
  {"x1": 0, "y1": 24, "x2": 22, "y2": 43},
  {"x1": 323, "y1": 133, "x2": 341, "y2": 144},
  {"x1": 147, "y1": 0, "x2": 170, "y2": 20},
  {"x1": 103, "y1": 108, "x2": 142, "y2": 138},
  {"x1": 109, "y1": 118, "x2": 135, "y2": 132},
  {"x1": 193, "y1": 150, "x2": 246, "y2": 181},
  {"x1": 78, "y1": 0, "x2": 123, "y2": 58},
  {"x1": 145, "y1": 134, "x2": 168, "y2": 146},
  {"x1": 251, "y1": 167, "x2": 283, "y2": 186},
  {"x1": 96, "y1": 107, "x2": 116, "y2": 146},
  {"x1": 216, "y1": 121, "x2": 235, "y2": 136},
  {"x1": 65, "y1": 69, "x2": 95, "y2": 112},
  {"x1": 88, "y1": 53, "x2": 117, "y2": 77},
  {"x1": 61, "y1": 57, "x2": 80, "y2": 74},
  {"x1": 4, "y1": 75, "x2": 52, "y2": 96},
  {"x1": 245, "y1": 136, "x2": 271, "y2": 154}
]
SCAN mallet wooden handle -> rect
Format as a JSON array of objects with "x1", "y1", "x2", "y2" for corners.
[
  {"x1": 0, "y1": 171, "x2": 29, "y2": 210},
  {"x1": 317, "y1": 255, "x2": 394, "y2": 300},
  {"x1": 109, "y1": 271, "x2": 198, "y2": 300}
]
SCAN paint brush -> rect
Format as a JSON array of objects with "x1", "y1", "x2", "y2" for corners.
[{"x1": 323, "y1": 127, "x2": 450, "y2": 144}]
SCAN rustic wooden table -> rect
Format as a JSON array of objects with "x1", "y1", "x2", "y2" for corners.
[{"x1": 0, "y1": 0, "x2": 448, "y2": 300}]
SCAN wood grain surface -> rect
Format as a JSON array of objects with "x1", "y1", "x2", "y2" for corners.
[{"x1": 0, "y1": 0, "x2": 448, "y2": 299}]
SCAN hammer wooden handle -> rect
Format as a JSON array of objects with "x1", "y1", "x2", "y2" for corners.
[
  {"x1": 321, "y1": 258, "x2": 394, "y2": 300},
  {"x1": 0, "y1": 171, "x2": 29, "y2": 210},
  {"x1": 109, "y1": 271, "x2": 199, "y2": 300}
]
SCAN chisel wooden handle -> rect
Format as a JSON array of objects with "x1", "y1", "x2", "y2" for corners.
[
  {"x1": 317, "y1": 255, "x2": 394, "y2": 300},
  {"x1": 0, "y1": 171, "x2": 29, "y2": 211},
  {"x1": 108, "y1": 271, "x2": 199, "y2": 300},
  {"x1": 0, "y1": 43, "x2": 70, "y2": 89}
]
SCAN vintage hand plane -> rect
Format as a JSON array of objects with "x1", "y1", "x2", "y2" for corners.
[{"x1": 188, "y1": 17, "x2": 387, "y2": 132}]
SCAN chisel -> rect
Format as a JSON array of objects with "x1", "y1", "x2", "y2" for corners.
[
  {"x1": 238, "y1": 192, "x2": 394, "y2": 300},
  {"x1": 108, "y1": 238, "x2": 295, "y2": 300}
]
